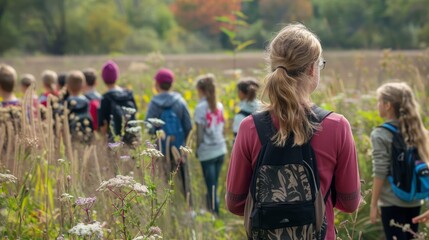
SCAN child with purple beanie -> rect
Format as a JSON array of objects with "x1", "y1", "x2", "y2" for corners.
[
  {"x1": 145, "y1": 68, "x2": 193, "y2": 206},
  {"x1": 98, "y1": 60, "x2": 138, "y2": 145}
]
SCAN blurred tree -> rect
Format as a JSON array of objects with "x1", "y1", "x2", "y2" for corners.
[
  {"x1": 241, "y1": 0, "x2": 259, "y2": 24},
  {"x1": 259, "y1": 0, "x2": 313, "y2": 29},
  {"x1": 86, "y1": 2, "x2": 131, "y2": 53},
  {"x1": 171, "y1": 0, "x2": 241, "y2": 35}
]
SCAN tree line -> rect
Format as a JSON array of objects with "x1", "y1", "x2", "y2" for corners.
[{"x1": 0, "y1": 0, "x2": 428, "y2": 55}]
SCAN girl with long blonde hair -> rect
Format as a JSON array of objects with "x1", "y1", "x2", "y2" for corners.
[
  {"x1": 226, "y1": 23, "x2": 361, "y2": 239},
  {"x1": 370, "y1": 82, "x2": 429, "y2": 239}
]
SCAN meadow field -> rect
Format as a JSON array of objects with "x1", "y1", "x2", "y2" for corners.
[{"x1": 1, "y1": 50, "x2": 429, "y2": 239}]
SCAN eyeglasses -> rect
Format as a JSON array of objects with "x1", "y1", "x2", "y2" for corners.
[{"x1": 319, "y1": 59, "x2": 326, "y2": 70}]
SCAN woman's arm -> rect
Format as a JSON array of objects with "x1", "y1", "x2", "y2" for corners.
[
  {"x1": 226, "y1": 117, "x2": 254, "y2": 216},
  {"x1": 333, "y1": 117, "x2": 362, "y2": 213}
]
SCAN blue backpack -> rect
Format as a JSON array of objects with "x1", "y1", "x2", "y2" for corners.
[
  {"x1": 380, "y1": 123, "x2": 429, "y2": 201},
  {"x1": 160, "y1": 107, "x2": 185, "y2": 155}
]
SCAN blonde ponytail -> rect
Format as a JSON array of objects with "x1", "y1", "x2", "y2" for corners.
[
  {"x1": 377, "y1": 82, "x2": 429, "y2": 163},
  {"x1": 262, "y1": 23, "x2": 322, "y2": 146}
]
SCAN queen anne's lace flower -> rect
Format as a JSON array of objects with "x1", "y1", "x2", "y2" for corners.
[
  {"x1": 0, "y1": 173, "x2": 17, "y2": 184},
  {"x1": 68, "y1": 222, "x2": 103, "y2": 238},
  {"x1": 97, "y1": 175, "x2": 148, "y2": 194},
  {"x1": 141, "y1": 148, "x2": 164, "y2": 158},
  {"x1": 122, "y1": 107, "x2": 136, "y2": 115},
  {"x1": 147, "y1": 118, "x2": 165, "y2": 127},
  {"x1": 126, "y1": 126, "x2": 142, "y2": 134},
  {"x1": 133, "y1": 183, "x2": 149, "y2": 194},
  {"x1": 179, "y1": 146, "x2": 192, "y2": 155},
  {"x1": 75, "y1": 197, "x2": 97, "y2": 206},
  {"x1": 128, "y1": 120, "x2": 146, "y2": 126}
]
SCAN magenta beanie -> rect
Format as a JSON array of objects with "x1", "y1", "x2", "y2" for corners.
[
  {"x1": 154, "y1": 68, "x2": 174, "y2": 85},
  {"x1": 101, "y1": 60, "x2": 119, "y2": 84}
]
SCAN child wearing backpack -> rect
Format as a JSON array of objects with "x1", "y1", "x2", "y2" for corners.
[
  {"x1": 226, "y1": 24, "x2": 361, "y2": 240},
  {"x1": 232, "y1": 78, "x2": 260, "y2": 137},
  {"x1": 145, "y1": 68, "x2": 193, "y2": 206},
  {"x1": 0, "y1": 64, "x2": 19, "y2": 107},
  {"x1": 98, "y1": 60, "x2": 138, "y2": 145},
  {"x1": 82, "y1": 68, "x2": 101, "y2": 130},
  {"x1": 194, "y1": 74, "x2": 227, "y2": 215},
  {"x1": 370, "y1": 82, "x2": 429, "y2": 240},
  {"x1": 39, "y1": 70, "x2": 58, "y2": 107},
  {"x1": 65, "y1": 70, "x2": 94, "y2": 143}
]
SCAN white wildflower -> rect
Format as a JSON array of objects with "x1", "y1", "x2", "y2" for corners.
[
  {"x1": 122, "y1": 107, "x2": 136, "y2": 115},
  {"x1": 57, "y1": 158, "x2": 66, "y2": 163},
  {"x1": 141, "y1": 148, "x2": 164, "y2": 158},
  {"x1": 149, "y1": 226, "x2": 162, "y2": 236},
  {"x1": 120, "y1": 155, "x2": 131, "y2": 161},
  {"x1": 128, "y1": 120, "x2": 146, "y2": 126},
  {"x1": 133, "y1": 183, "x2": 148, "y2": 194},
  {"x1": 133, "y1": 235, "x2": 162, "y2": 240},
  {"x1": 180, "y1": 146, "x2": 192, "y2": 155},
  {"x1": 0, "y1": 173, "x2": 17, "y2": 184},
  {"x1": 68, "y1": 222, "x2": 103, "y2": 238},
  {"x1": 75, "y1": 197, "x2": 97, "y2": 207},
  {"x1": 145, "y1": 122, "x2": 153, "y2": 129},
  {"x1": 126, "y1": 126, "x2": 142, "y2": 134},
  {"x1": 147, "y1": 118, "x2": 165, "y2": 127},
  {"x1": 97, "y1": 175, "x2": 148, "y2": 194},
  {"x1": 59, "y1": 193, "x2": 74, "y2": 202}
]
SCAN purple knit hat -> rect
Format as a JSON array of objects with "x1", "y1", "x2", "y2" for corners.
[
  {"x1": 101, "y1": 60, "x2": 119, "y2": 84},
  {"x1": 154, "y1": 68, "x2": 174, "y2": 84}
]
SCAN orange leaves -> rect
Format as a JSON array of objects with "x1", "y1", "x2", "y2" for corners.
[{"x1": 171, "y1": 0, "x2": 241, "y2": 35}]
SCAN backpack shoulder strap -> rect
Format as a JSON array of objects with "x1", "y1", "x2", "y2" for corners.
[
  {"x1": 311, "y1": 105, "x2": 333, "y2": 124},
  {"x1": 252, "y1": 111, "x2": 274, "y2": 145},
  {"x1": 238, "y1": 109, "x2": 252, "y2": 117},
  {"x1": 379, "y1": 122, "x2": 399, "y2": 134}
]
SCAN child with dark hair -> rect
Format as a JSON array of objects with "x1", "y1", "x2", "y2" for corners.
[
  {"x1": 98, "y1": 60, "x2": 138, "y2": 145},
  {"x1": 58, "y1": 73, "x2": 67, "y2": 89},
  {"x1": 82, "y1": 68, "x2": 101, "y2": 130},
  {"x1": 57, "y1": 72, "x2": 69, "y2": 104},
  {"x1": 145, "y1": 68, "x2": 193, "y2": 206},
  {"x1": 0, "y1": 64, "x2": 19, "y2": 107},
  {"x1": 39, "y1": 70, "x2": 58, "y2": 107},
  {"x1": 82, "y1": 68, "x2": 102, "y2": 101},
  {"x1": 232, "y1": 78, "x2": 260, "y2": 137},
  {"x1": 65, "y1": 71, "x2": 94, "y2": 143}
]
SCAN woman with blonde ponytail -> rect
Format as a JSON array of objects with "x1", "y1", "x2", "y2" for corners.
[
  {"x1": 226, "y1": 23, "x2": 361, "y2": 239},
  {"x1": 370, "y1": 82, "x2": 429, "y2": 239},
  {"x1": 194, "y1": 73, "x2": 227, "y2": 215}
]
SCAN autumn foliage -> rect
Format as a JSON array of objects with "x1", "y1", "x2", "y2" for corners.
[{"x1": 171, "y1": 0, "x2": 241, "y2": 35}]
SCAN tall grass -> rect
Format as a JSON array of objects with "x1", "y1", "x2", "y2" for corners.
[{"x1": 1, "y1": 50, "x2": 429, "y2": 239}]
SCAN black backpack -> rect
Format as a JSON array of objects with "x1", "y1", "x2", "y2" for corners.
[
  {"x1": 379, "y1": 123, "x2": 429, "y2": 201},
  {"x1": 66, "y1": 97, "x2": 94, "y2": 143},
  {"x1": 104, "y1": 90, "x2": 138, "y2": 145},
  {"x1": 249, "y1": 106, "x2": 332, "y2": 240}
]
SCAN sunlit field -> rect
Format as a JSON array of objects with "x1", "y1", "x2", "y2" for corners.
[{"x1": 1, "y1": 50, "x2": 429, "y2": 239}]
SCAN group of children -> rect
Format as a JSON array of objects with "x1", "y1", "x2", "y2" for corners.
[
  {"x1": 0, "y1": 60, "x2": 261, "y2": 216},
  {"x1": 0, "y1": 61, "x2": 140, "y2": 143}
]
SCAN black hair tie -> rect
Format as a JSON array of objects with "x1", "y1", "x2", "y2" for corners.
[{"x1": 275, "y1": 66, "x2": 288, "y2": 72}]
